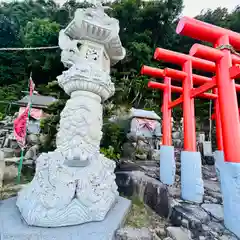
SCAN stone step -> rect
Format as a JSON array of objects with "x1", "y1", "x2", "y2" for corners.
[
  {"x1": 4, "y1": 157, "x2": 19, "y2": 163},
  {"x1": 115, "y1": 171, "x2": 170, "y2": 218},
  {"x1": 166, "y1": 227, "x2": 191, "y2": 240},
  {"x1": 0, "y1": 196, "x2": 132, "y2": 240},
  {"x1": 170, "y1": 201, "x2": 211, "y2": 227},
  {"x1": 135, "y1": 160, "x2": 159, "y2": 166},
  {"x1": 201, "y1": 203, "x2": 223, "y2": 222},
  {"x1": 1, "y1": 148, "x2": 15, "y2": 158},
  {"x1": 169, "y1": 200, "x2": 239, "y2": 239},
  {"x1": 4, "y1": 157, "x2": 34, "y2": 166},
  {"x1": 116, "y1": 227, "x2": 153, "y2": 240}
]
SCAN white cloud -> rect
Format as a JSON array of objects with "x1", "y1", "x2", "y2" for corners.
[
  {"x1": 182, "y1": 0, "x2": 239, "y2": 17},
  {"x1": 4, "y1": 0, "x2": 237, "y2": 16},
  {"x1": 55, "y1": 0, "x2": 239, "y2": 17}
]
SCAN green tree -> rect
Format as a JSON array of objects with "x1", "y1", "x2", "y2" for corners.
[
  {"x1": 24, "y1": 18, "x2": 62, "y2": 85},
  {"x1": 0, "y1": 0, "x2": 238, "y2": 150}
]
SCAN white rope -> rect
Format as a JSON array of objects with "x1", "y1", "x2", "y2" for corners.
[{"x1": 0, "y1": 46, "x2": 59, "y2": 51}]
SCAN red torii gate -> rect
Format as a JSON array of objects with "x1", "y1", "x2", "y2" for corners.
[
  {"x1": 141, "y1": 17, "x2": 240, "y2": 237},
  {"x1": 142, "y1": 63, "x2": 240, "y2": 151},
  {"x1": 177, "y1": 17, "x2": 240, "y2": 162},
  {"x1": 142, "y1": 64, "x2": 217, "y2": 147}
]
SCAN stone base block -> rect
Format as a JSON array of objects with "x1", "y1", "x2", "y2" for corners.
[
  {"x1": 216, "y1": 160, "x2": 240, "y2": 238},
  {"x1": 160, "y1": 145, "x2": 176, "y2": 185},
  {"x1": 0, "y1": 197, "x2": 131, "y2": 240},
  {"x1": 181, "y1": 151, "x2": 204, "y2": 203},
  {"x1": 213, "y1": 150, "x2": 224, "y2": 180}
]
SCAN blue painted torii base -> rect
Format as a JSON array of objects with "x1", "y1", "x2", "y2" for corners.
[
  {"x1": 180, "y1": 151, "x2": 204, "y2": 203},
  {"x1": 160, "y1": 145, "x2": 176, "y2": 185},
  {"x1": 214, "y1": 150, "x2": 224, "y2": 180},
  {"x1": 214, "y1": 150, "x2": 240, "y2": 238}
]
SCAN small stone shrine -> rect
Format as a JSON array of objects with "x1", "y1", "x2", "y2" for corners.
[{"x1": 126, "y1": 108, "x2": 162, "y2": 160}]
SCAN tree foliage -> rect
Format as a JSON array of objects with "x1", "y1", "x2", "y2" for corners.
[{"x1": 0, "y1": 0, "x2": 239, "y2": 150}]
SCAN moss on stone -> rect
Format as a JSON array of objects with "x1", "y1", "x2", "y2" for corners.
[
  {"x1": 124, "y1": 195, "x2": 168, "y2": 234},
  {"x1": 125, "y1": 196, "x2": 150, "y2": 228}
]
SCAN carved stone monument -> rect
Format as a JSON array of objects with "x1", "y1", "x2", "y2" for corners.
[{"x1": 16, "y1": 6, "x2": 126, "y2": 227}]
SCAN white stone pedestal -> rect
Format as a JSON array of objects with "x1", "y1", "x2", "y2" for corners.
[{"x1": 0, "y1": 197, "x2": 131, "y2": 240}]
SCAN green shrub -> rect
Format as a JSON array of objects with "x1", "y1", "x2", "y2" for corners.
[
  {"x1": 100, "y1": 146, "x2": 120, "y2": 160},
  {"x1": 0, "y1": 112, "x2": 4, "y2": 121},
  {"x1": 101, "y1": 121, "x2": 126, "y2": 155}
]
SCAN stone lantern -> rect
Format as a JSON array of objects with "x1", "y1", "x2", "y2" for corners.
[{"x1": 14, "y1": 5, "x2": 128, "y2": 229}]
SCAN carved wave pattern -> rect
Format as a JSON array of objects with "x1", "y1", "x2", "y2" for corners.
[
  {"x1": 56, "y1": 96, "x2": 102, "y2": 159},
  {"x1": 16, "y1": 151, "x2": 118, "y2": 227}
]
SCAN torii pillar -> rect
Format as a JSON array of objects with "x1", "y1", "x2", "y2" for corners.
[
  {"x1": 153, "y1": 48, "x2": 215, "y2": 203},
  {"x1": 142, "y1": 66, "x2": 176, "y2": 185},
  {"x1": 160, "y1": 77, "x2": 176, "y2": 185},
  {"x1": 212, "y1": 88, "x2": 225, "y2": 180}
]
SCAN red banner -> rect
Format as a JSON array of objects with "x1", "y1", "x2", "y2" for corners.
[
  {"x1": 14, "y1": 106, "x2": 29, "y2": 148},
  {"x1": 14, "y1": 76, "x2": 37, "y2": 148},
  {"x1": 29, "y1": 77, "x2": 35, "y2": 97}
]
